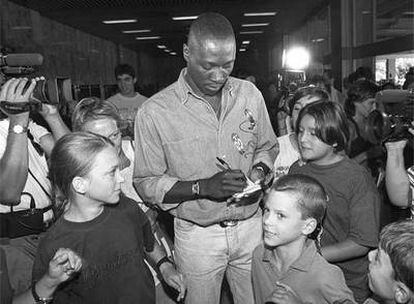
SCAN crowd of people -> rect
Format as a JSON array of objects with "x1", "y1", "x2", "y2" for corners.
[{"x1": 0, "y1": 12, "x2": 413, "y2": 304}]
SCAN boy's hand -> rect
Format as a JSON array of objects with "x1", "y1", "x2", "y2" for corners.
[
  {"x1": 265, "y1": 282, "x2": 303, "y2": 304},
  {"x1": 159, "y1": 263, "x2": 186, "y2": 302}
]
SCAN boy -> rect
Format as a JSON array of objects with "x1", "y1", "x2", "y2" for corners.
[
  {"x1": 106, "y1": 63, "x2": 147, "y2": 124},
  {"x1": 251, "y1": 174, "x2": 356, "y2": 304},
  {"x1": 366, "y1": 220, "x2": 413, "y2": 304}
]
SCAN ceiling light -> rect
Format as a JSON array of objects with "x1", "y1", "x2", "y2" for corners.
[
  {"x1": 122, "y1": 29, "x2": 151, "y2": 34},
  {"x1": 170, "y1": 52, "x2": 177, "y2": 55},
  {"x1": 242, "y1": 40, "x2": 250, "y2": 44},
  {"x1": 402, "y1": 11, "x2": 414, "y2": 15},
  {"x1": 239, "y1": 49, "x2": 246, "y2": 52},
  {"x1": 312, "y1": 38, "x2": 325, "y2": 43},
  {"x1": 244, "y1": 12, "x2": 276, "y2": 17},
  {"x1": 164, "y1": 49, "x2": 171, "y2": 53},
  {"x1": 241, "y1": 23, "x2": 269, "y2": 27},
  {"x1": 135, "y1": 36, "x2": 161, "y2": 40},
  {"x1": 11, "y1": 26, "x2": 32, "y2": 30},
  {"x1": 240, "y1": 31, "x2": 263, "y2": 34},
  {"x1": 103, "y1": 19, "x2": 137, "y2": 24},
  {"x1": 172, "y1": 16, "x2": 198, "y2": 21},
  {"x1": 157, "y1": 45, "x2": 167, "y2": 49}
]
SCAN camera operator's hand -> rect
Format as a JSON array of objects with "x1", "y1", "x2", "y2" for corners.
[
  {"x1": 200, "y1": 170, "x2": 247, "y2": 201},
  {"x1": 0, "y1": 77, "x2": 36, "y2": 117}
]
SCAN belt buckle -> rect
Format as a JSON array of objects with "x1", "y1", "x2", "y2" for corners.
[{"x1": 219, "y1": 220, "x2": 238, "y2": 228}]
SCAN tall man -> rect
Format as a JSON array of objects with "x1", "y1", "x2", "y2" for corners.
[{"x1": 133, "y1": 13, "x2": 278, "y2": 304}]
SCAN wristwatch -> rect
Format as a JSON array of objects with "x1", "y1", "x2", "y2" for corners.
[
  {"x1": 156, "y1": 256, "x2": 174, "y2": 271},
  {"x1": 31, "y1": 283, "x2": 53, "y2": 304},
  {"x1": 10, "y1": 124, "x2": 28, "y2": 134},
  {"x1": 191, "y1": 180, "x2": 200, "y2": 197}
]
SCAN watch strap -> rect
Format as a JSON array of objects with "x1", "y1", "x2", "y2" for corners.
[
  {"x1": 9, "y1": 124, "x2": 28, "y2": 134},
  {"x1": 31, "y1": 283, "x2": 53, "y2": 304},
  {"x1": 156, "y1": 256, "x2": 174, "y2": 271}
]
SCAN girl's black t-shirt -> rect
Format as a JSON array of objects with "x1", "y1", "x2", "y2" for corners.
[{"x1": 33, "y1": 196, "x2": 155, "y2": 304}]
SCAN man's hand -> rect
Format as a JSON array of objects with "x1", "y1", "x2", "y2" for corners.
[
  {"x1": 0, "y1": 77, "x2": 37, "y2": 117},
  {"x1": 265, "y1": 282, "x2": 303, "y2": 304},
  {"x1": 0, "y1": 77, "x2": 36, "y2": 104},
  {"x1": 39, "y1": 103, "x2": 59, "y2": 117},
  {"x1": 159, "y1": 263, "x2": 186, "y2": 302},
  {"x1": 46, "y1": 248, "x2": 82, "y2": 285},
  {"x1": 249, "y1": 166, "x2": 266, "y2": 184},
  {"x1": 201, "y1": 170, "x2": 247, "y2": 200}
]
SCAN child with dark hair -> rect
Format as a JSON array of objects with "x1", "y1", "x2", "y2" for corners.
[
  {"x1": 365, "y1": 220, "x2": 414, "y2": 304},
  {"x1": 32, "y1": 132, "x2": 185, "y2": 303},
  {"x1": 290, "y1": 101, "x2": 381, "y2": 303},
  {"x1": 252, "y1": 174, "x2": 356, "y2": 304},
  {"x1": 273, "y1": 86, "x2": 329, "y2": 179}
]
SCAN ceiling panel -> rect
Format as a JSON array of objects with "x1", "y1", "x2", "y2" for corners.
[{"x1": 9, "y1": 0, "x2": 328, "y2": 55}]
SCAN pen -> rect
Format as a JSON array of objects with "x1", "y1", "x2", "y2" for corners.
[{"x1": 216, "y1": 157, "x2": 232, "y2": 170}]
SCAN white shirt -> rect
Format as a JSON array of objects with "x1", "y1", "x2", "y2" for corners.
[
  {"x1": 0, "y1": 119, "x2": 53, "y2": 221},
  {"x1": 120, "y1": 139, "x2": 148, "y2": 212},
  {"x1": 273, "y1": 133, "x2": 301, "y2": 179}
]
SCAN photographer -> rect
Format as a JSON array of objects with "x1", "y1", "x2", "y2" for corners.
[
  {"x1": 0, "y1": 77, "x2": 69, "y2": 295},
  {"x1": 384, "y1": 124, "x2": 414, "y2": 218}
]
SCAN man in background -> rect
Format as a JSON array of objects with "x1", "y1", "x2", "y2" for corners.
[{"x1": 106, "y1": 63, "x2": 147, "y2": 127}]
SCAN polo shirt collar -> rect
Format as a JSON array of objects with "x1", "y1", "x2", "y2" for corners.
[
  {"x1": 176, "y1": 68, "x2": 234, "y2": 104},
  {"x1": 262, "y1": 240, "x2": 318, "y2": 272}
]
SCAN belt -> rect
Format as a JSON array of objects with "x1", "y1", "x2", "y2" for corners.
[{"x1": 218, "y1": 220, "x2": 239, "y2": 228}]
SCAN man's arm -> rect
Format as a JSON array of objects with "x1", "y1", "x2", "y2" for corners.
[
  {"x1": 163, "y1": 170, "x2": 247, "y2": 204},
  {"x1": 321, "y1": 239, "x2": 370, "y2": 263},
  {"x1": 248, "y1": 91, "x2": 279, "y2": 181},
  {"x1": 385, "y1": 140, "x2": 410, "y2": 208},
  {"x1": 145, "y1": 235, "x2": 186, "y2": 301},
  {"x1": 0, "y1": 78, "x2": 36, "y2": 203},
  {"x1": 37, "y1": 104, "x2": 70, "y2": 157}
]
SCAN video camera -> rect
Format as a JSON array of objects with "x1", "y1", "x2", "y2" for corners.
[
  {"x1": 366, "y1": 89, "x2": 413, "y2": 144},
  {"x1": 0, "y1": 53, "x2": 73, "y2": 115}
]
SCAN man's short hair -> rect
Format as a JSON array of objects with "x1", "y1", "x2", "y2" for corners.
[
  {"x1": 188, "y1": 12, "x2": 235, "y2": 47},
  {"x1": 379, "y1": 220, "x2": 414, "y2": 292},
  {"x1": 114, "y1": 63, "x2": 135, "y2": 79},
  {"x1": 71, "y1": 97, "x2": 121, "y2": 131}
]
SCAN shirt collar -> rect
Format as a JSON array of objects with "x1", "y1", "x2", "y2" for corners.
[
  {"x1": 177, "y1": 68, "x2": 234, "y2": 104},
  {"x1": 262, "y1": 240, "x2": 318, "y2": 272}
]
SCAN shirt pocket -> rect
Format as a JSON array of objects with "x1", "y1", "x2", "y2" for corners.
[{"x1": 164, "y1": 136, "x2": 206, "y2": 180}]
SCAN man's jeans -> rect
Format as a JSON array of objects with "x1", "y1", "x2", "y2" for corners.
[{"x1": 174, "y1": 210, "x2": 262, "y2": 304}]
